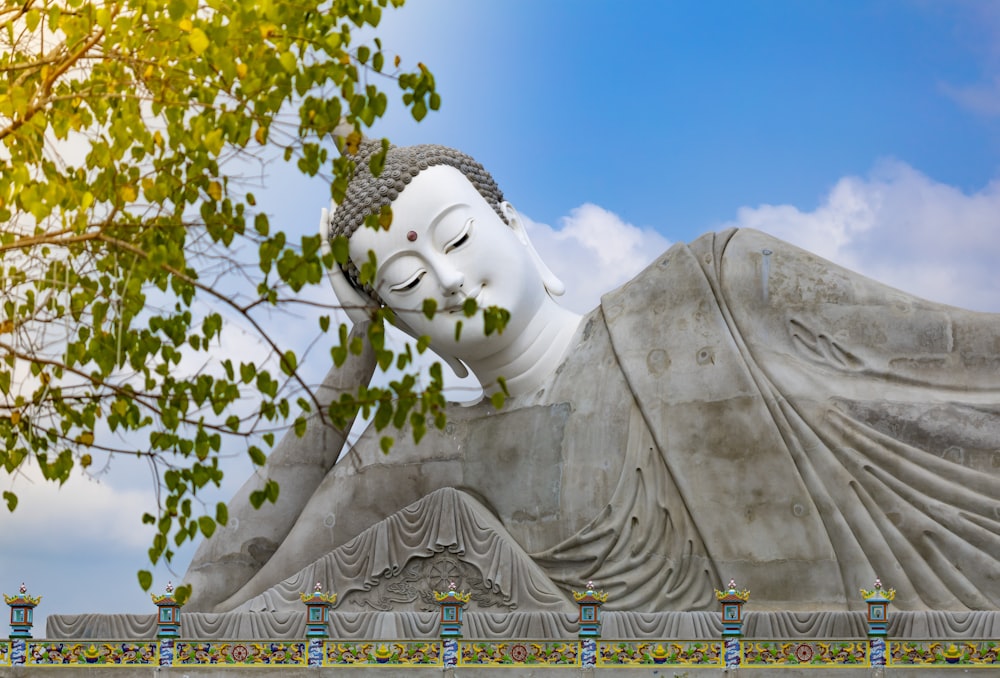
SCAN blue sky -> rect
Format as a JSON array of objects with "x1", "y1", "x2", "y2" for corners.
[{"x1": 3, "y1": 1, "x2": 1000, "y2": 631}]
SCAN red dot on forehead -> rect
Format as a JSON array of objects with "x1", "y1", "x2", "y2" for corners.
[{"x1": 406, "y1": 230, "x2": 418, "y2": 242}]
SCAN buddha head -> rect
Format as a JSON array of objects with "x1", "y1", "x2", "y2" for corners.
[{"x1": 322, "y1": 139, "x2": 579, "y2": 389}]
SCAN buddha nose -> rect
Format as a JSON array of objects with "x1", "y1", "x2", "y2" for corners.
[{"x1": 433, "y1": 259, "x2": 464, "y2": 295}]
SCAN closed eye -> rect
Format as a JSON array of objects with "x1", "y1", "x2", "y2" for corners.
[
  {"x1": 389, "y1": 270, "x2": 425, "y2": 294},
  {"x1": 444, "y1": 219, "x2": 473, "y2": 253}
]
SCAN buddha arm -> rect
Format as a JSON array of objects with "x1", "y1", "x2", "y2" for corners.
[{"x1": 183, "y1": 321, "x2": 376, "y2": 612}]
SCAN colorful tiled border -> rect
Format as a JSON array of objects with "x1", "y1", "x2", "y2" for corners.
[
  {"x1": 888, "y1": 640, "x2": 999, "y2": 667},
  {"x1": 5, "y1": 637, "x2": 999, "y2": 668},
  {"x1": 742, "y1": 640, "x2": 869, "y2": 667},
  {"x1": 323, "y1": 640, "x2": 442, "y2": 666},
  {"x1": 24, "y1": 641, "x2": 158, "y2": 666},
  {"x1": 597, "y1": 640, "x2": 722, "y2": 667},
  {"x1": 458, "y1": 641, "x2": 581, "y2": 667},
  {"x1": 172, "y1": 641, "x2": 306, "y2": 666}
]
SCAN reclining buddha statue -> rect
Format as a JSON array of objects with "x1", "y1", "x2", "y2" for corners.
[{"x1": 180, "y1": 139, "x2": 1000, "y2": 625}]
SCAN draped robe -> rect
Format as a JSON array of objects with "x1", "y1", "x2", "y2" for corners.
[{"x1": 183, "y1": 228, "x2": 1000, "y2": 615}]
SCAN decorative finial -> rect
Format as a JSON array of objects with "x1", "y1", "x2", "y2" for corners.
[
  {"x1": 19, "y1": 582, "x2": 26, "y2": 594},
  {"x1": 572, "y1": 583, "x2": 609, "y2": 603},
  {"x1": 449, "y1": 581, "x2": 456, "y2": 590},
  {"x1": 715, "y1": 578, "x2": 750, "y2": 602},
  {"x1": 407, "y1": 230, "x2": 418, "y2": 242},
  {"x1": 315, "y1": 582, "x2": 323, "y2": 592},
  {"x1": 165, "y1": 581, "x2": 174, "y2": 593},
  {"x1": 860, "y1": 576, "x2": 896, "y2": 601}
]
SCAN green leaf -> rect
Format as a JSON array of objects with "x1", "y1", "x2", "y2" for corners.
[
  {"x1": 138, "y1": 570, "x2": 153, "y2": 591},
  {"x1": 279, "y1": 350, "x2": 297, "y2": 377},
  {"x1": 247, "y1": 445, "x2": 266, "y2": 466},
  {"x1": 373, "y1": 402, "x2": 391, "y2": 430},
  {"x1": 380, "y1": 435, "x2": 394, "y2": 455},
  {"x1": 240, "y1": 362, "x2": 256, "y2": 383},
  {"x1": 198, "y1": 515, "x2": 216, "y2": 538},
  {"x1": 2, "y1": 491, "x2": 17, "y2": 511},
  {"x1": 249, "y1": 490, "x2": 266, "y2": 509},
  {"x1": 490, "y1": 391, "x2": 506, "y2": 410},
  {"x1": 331, "y1": 235, "x2": 350, "y2": 265},
  {"x1": 215, "y1": 502, "x2": 228, "y2": 526},
  {"x1": 265, "y1": 479, "x2": 280, "y2": 502},
  {"x1": 422, "y1": 298, "x2": 437, "y2": 320},
  {"x1": 279, "y1": 51, "x2": 298, "y2": 73},
  {"x1": 174, "y1": 584, "x2": 192, "y2": 605}
]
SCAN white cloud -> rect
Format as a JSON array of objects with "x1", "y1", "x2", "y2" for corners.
[
  {"x1": 0, "y1": 461, "x2": 156, "y2": 551},
  {"x1": 523, "y1": 203, "x2": 672, "y2": 314},
  {"x1": 938, "y1": 3, "x2": 1000, "y2": 117},
  {"x1": 725, "y1": 160, "x2": 1000, "y2": 312},
  {"x1": 941, "y1": 76, "x2": 1000, "y2": 117}
]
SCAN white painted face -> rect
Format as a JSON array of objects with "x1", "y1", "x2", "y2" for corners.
[{"x1": 348, "y1": 165, "x2": 548, "y2": 360}]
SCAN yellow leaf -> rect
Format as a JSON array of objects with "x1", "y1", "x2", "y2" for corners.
[
  {"x1": 142, "y1": 177, "x2": 154, "y2": 194},
  {"x1": 153, "y1": 130, "x2": 164, "y2": 148},
  {"x1": 279, "y1": 51, "x2": 296, "y2": 73},
  {"x1": 394, "y1": 54, "x2": 401, "y2": 68},
  {"x1": 236, "y1": 62, "x2": 248, "y2": 79},
  {"x1": 203, "y1": 128, "x2": 223, "y2": 155},
  {"x1": 178, "y1": 18, "x2": 192, "y2": 32},
  {"x1": 78, "y1": 431, "x2": 94, "y2": 446},
  {"x1": 188, "y1": 28, "x2": 209, "y2": 55},
  {"x1": 254, "y1": 126, "x2": 267, "y2": 144},
  {"x1": 207, "y1": 181, "x2": 222, "y2": 201},
  {"x1": 142, "y1": 64, "x2": 154, "y2": 79},
  {"x1": 339, "y1": 53, "x2": 351, "y2": 65},
  {"x1": 259, "y1": 23, "x2": 277, "y2": 39},
  {"x1": 0, "y1": 319, "x2": 13, "y2": 334},
  {"x1": 10, "y1": 410, "x2": 20, "y2": 425},
  {"x1": 120, "y1": 185, "x2": 138, "y2": 202},
  {"x1": 344, "y1": 130, "x2": 361, "y2": 154},
  {"x1": 80, "y1": 454, "x2": 92, "y2": 468}
]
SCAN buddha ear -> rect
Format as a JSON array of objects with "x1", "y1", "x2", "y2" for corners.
[
  {"x1": 500, "y1": 201, "x2": 566, "y2": 298},
  {"x1": 320, "y1": 201, "x2": 376, "y2": 325}
]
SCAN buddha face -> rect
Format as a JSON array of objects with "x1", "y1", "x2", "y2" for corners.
[{"x1": 348, "y1": 165, "x2": 549, "y2": 360}]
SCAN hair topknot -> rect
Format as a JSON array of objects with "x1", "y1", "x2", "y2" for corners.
[{"x1": 328, "y1": 139, "x2": 507, "y2": 303}]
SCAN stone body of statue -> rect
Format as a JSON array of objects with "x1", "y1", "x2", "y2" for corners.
[{"x1": 181, "y1": 140, "x2": 1000, "y2": 623}]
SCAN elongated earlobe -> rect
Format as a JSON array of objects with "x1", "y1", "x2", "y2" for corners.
[
  {"x1": 392, "y1": 314, "x2": 470, "y2": 379},
  {"x1": 500, "y1": 202, "x2": 566, "y2": 297},
  {"x1": 320, "y1": 202, "x2": 376, "y2": 325}
]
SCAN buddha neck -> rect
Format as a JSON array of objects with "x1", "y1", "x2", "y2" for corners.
[{"x1": 465, "y1": 301, "x2": 583, "y2": 398}]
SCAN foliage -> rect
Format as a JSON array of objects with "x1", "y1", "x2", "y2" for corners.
[{"x1": 0, "y1": 0, "x2": 456, "y2": 600}]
